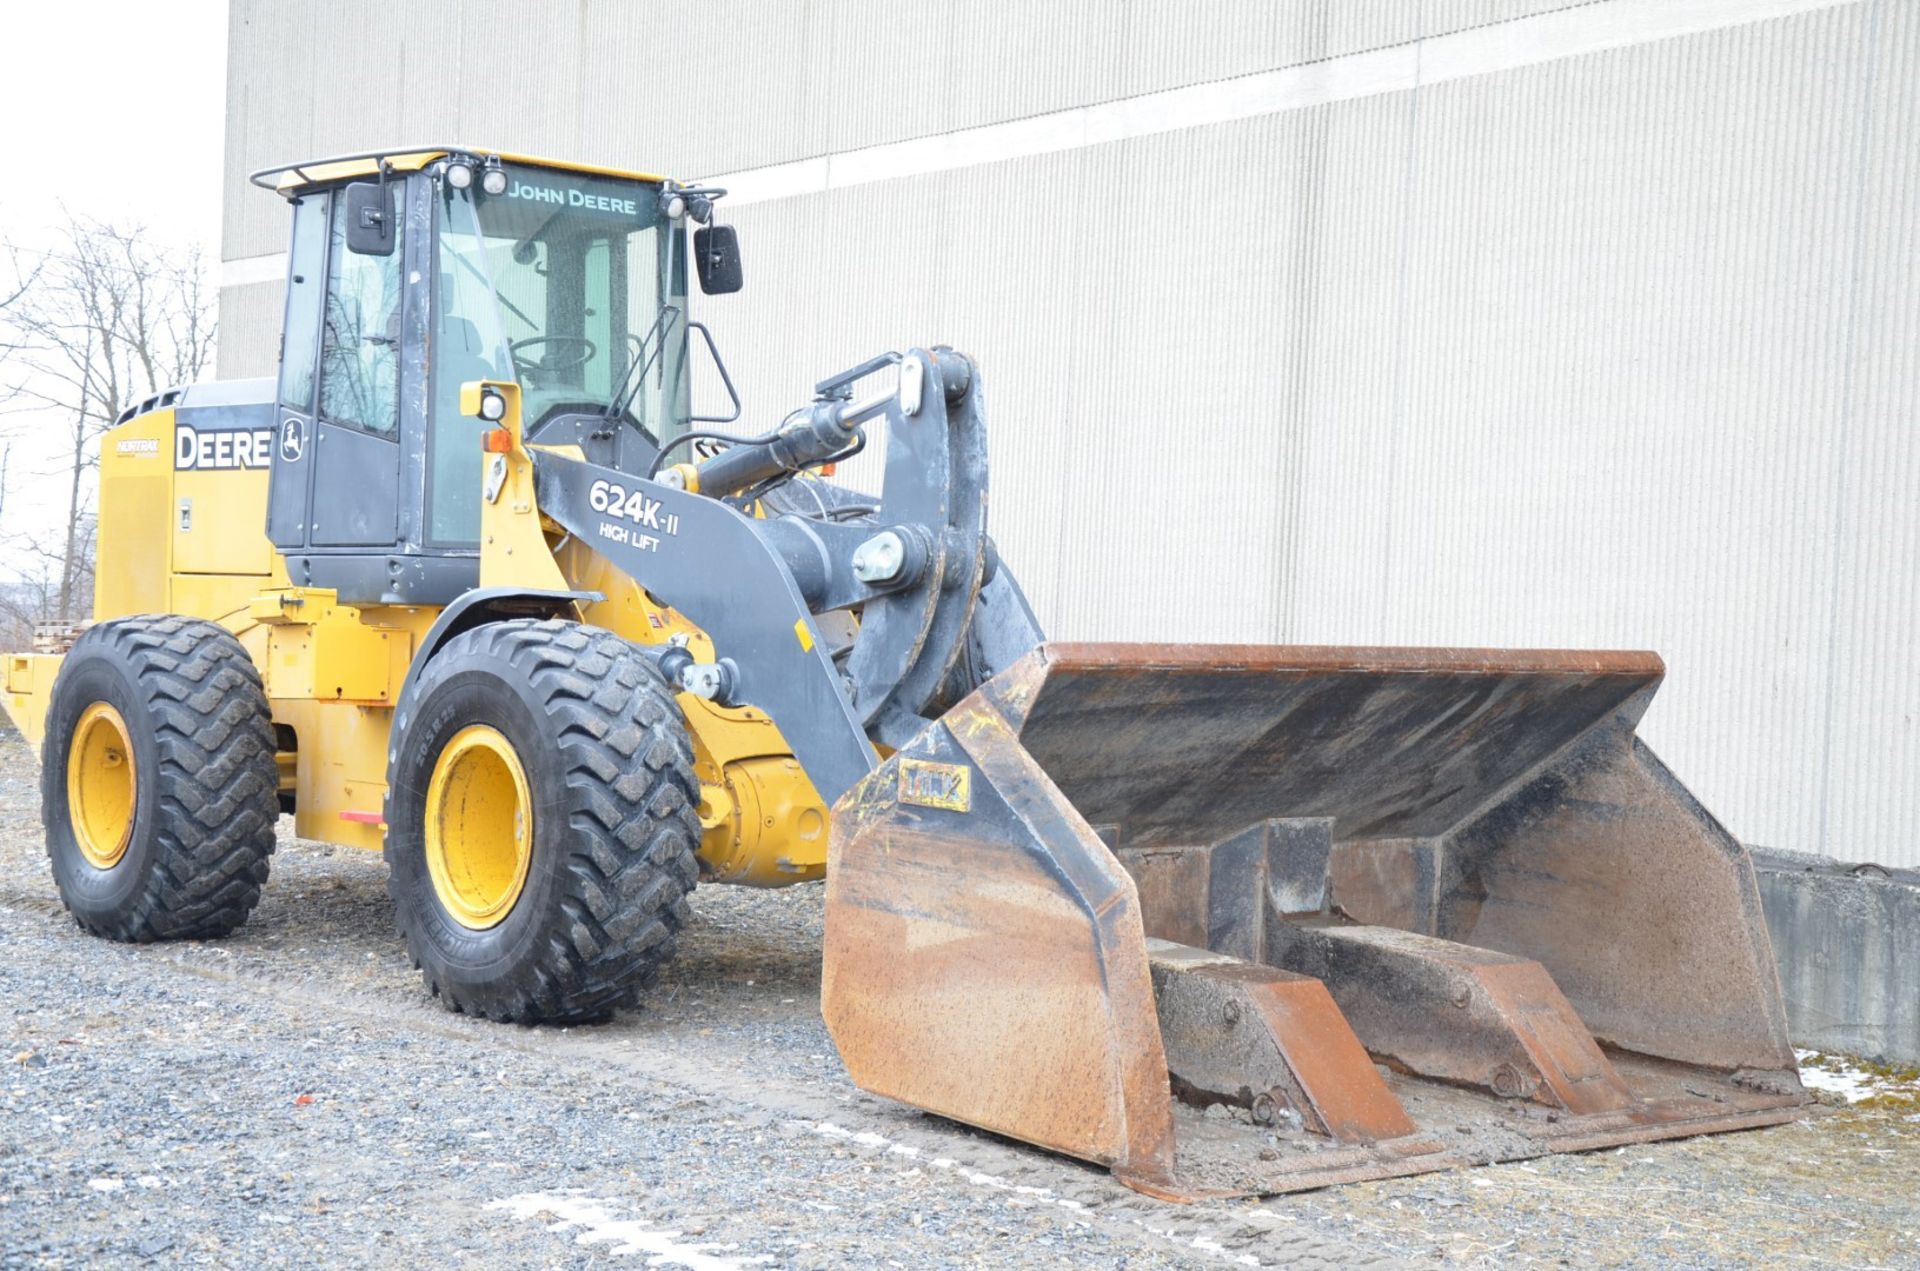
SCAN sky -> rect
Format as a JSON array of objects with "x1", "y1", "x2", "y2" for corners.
[{"x1": 0, "y1": 1, "x2": 229, "y2": 583}]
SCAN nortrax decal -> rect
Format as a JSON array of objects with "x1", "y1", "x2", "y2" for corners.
[{"x1": 176, "y1": 423, "x2": 275, "y2": 471}]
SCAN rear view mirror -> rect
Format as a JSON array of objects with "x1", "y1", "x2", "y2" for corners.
[
  {"x1": 694, "y1": 225, "x2": 743, "y2": 295},
  {"x1": 345, "y1": 182, "x2": 395, "y2": 256}
]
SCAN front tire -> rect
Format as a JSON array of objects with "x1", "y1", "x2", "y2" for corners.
[
  {"x1": 40, "y1": 615, "x2": 280, "y2": 941},
  {"x1": 385, "y1": 620, "x2": 700, "y2": 1023}
]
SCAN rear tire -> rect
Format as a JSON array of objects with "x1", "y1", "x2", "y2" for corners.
[
  {"x1": 384, "y1": 619, "x2": 700, "y2": 1024},
  {"x1": 40, "y1": 615, "x2": 279, "y2": 941}
]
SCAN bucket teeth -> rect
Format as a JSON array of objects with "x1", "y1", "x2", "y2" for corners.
[
  {"x1": 1146, "y1": 941, "x2": 1419, "y2": 1143},
  {"x1": 1265, "y1": 924, "x2": 1634, "y2": 1115}
]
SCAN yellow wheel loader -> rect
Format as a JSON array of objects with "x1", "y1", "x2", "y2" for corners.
[{"x1": 3, "y1": 146, "x2": 1810, "y2": 1198}]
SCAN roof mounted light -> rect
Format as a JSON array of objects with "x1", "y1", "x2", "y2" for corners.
[
  {"x1": 445, "y1": 160, "x2": 474, "y2": 190},
  {"x1": 479, "y1": 156, "x2": 508, "y2": 196},
  {"x1": 661, "y1": 184, "x2": 727, "y2": 224}
]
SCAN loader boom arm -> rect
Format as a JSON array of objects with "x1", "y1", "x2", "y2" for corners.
[
  {"x1": 528, "y1": 346, "x2": 1042, "y2": 800},
  {"x1": 532, "y1": 452, "x2": 880, "y2": 799}
]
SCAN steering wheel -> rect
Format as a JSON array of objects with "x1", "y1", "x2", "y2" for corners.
[{"x1": 510, "y1": 335, "x2": 597, "y2": 378}]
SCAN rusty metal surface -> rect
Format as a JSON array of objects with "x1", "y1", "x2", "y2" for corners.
[
  {"x1": 1004, "y1": 641, "x2": 1796, "y2": 1076},
  {"x1": 1166, "y1": 1069, "x2": 1807, "y2": 1198},
  {"x1": 1265, "y1": 924, "x2": 1633, "y2": 1115},
  {"x1": 991, "y1": 643, "x2": 1664, "y2": 849},
  {"x1": 1326, "y1": 837, "x2": 1436, "y2": 931},
  {"x1": 822, "y1": 674, "x2": 1176, "y2": 1188},
  {"x1": 821, "y1": 640, "x2": 1809, "y2": 1200},
  {"x1": 1147, "y1": 941, "x2": 1421, "y2": 1143},
  {"x1": 1119, "y1": 819, "x2": 1334, "y2": 963},
  {"x1": 1118, "y1": 848, "x2": 1214, "y2": 951},
  {"x1": 1429, "y1": 732, "x2": 1799, "y2": 1075}
]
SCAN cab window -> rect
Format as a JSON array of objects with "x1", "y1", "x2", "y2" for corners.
[
  {"x1": 317, "y1": 184, "x2": 404, "y2": 436},
  {"x1": 277, "y1": 193, "x2": 328, "y2": 411}
]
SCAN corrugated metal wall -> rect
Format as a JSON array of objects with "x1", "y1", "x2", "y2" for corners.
[{"x1": 217, "y1": 0, "x2": 1918, "y2": 865}]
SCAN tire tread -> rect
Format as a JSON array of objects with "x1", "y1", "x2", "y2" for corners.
[
  {"x1": 384, "y1": 619, "x2": 700, "y2": 1024},
  {"x1": 42, "y1": 615, "x2": 279, "y2": 941}
]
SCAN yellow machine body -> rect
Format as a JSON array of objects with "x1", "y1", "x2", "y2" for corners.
[{"x1": 4, "y1": 383, "x2": 829, "y2": 885}]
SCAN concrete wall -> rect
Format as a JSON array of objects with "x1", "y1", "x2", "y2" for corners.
[
  {"x1": 1754, "y1": 848, "x2": 1920, "y2": 1064},
  {"x1": 219, "y1": 0, "x2": 1919, "y2": 865}
]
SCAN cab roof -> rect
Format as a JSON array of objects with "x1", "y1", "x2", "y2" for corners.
[{"x1": 248, "y1": 145, "x2": 672, "y2": 198}]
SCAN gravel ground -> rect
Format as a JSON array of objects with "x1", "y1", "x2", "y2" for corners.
[{"x1": 2, "y1": 731, "x2": 1918, "y2": 1269}]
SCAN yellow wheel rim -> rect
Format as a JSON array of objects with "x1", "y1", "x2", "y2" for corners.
[
  {"x1": 67, "y1": 702, "x2": 137, "y2": 869},
  {"x1": 424, "y1": 725, "x2": 534, "y2": 929}
]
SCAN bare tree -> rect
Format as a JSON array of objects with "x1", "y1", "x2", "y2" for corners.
[
  {"x1": 0, "y1": 543, "x2": 82, "y2": 650},
  {"x1": 2, "y1": 215, "x2": 217, "y2": 624},
  {"x1": 0, "y1": 246, "x2": 36, "y2": 525},
  {"x1": 0, "y1": 242, "x2": 37, "y2": 367}
]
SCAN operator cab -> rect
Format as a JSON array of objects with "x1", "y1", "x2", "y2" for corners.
[{"x1": 252, "y1": 146, "x2": 740, "y2": 605}]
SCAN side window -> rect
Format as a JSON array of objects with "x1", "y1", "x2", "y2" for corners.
[
  {"x1": 276, "y1": 193, "x2": 328, "y2": 410},
  {"x1": 318, "y1": 185, "x2": 404, "y2": 435},
  {"x1": 582, "y1": 237, "x2": 613, "y2": 398},
  {"x1": 428, "y1": 188, "x2": 511, "y2": 546},
  {"x1": 623, "y1": 229, "x2": 665, "y2": 434}
]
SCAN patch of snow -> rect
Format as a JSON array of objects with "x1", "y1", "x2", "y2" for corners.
[
  {"x1": 1797, "y1": 1064, "x2": 1879, "y2": 1102},
  {"x1": 1795, "y1": 1048, "x2": 1918, "y2": 1104},
  {"x1": 487, "y1": 1193, "x2": 770, "y2": 1270}
]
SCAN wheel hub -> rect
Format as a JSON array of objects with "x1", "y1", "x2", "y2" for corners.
[
  {"x1": 68, "y1": 702, "x2": 137, "y2": 869},
  {"x1": 424, "y1": 725, "x2": 533, "y2": 929}
]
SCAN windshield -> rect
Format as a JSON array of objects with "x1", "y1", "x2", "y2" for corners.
[{"x1": 430, "y1": 163, "x2": 689, "y2": 543}]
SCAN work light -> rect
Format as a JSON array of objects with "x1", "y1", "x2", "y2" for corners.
[{"x1": 445, "y1": 161, "x2": 474, "y2": 190}]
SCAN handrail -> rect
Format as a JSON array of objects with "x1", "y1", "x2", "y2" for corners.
[
  {"x1": 247, "y1": 143, "x2": 466, "y2": 193},
  {"x1": 247, "y1": 144, "x2": 675, "y2": 197}
]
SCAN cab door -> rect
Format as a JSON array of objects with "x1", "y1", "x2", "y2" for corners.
[
  {"x1": 267, "y1": 184, "x2": 405, "y2": 551},
  {"x1": 308, "y1": 182, "x2": 403, "y2": 546}
]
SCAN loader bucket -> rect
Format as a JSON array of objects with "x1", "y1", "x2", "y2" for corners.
[{"x1": 821, "y1": 643, "x2": 1809, "y2": 1198}]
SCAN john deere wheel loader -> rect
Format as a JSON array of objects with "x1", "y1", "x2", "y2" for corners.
[{"x1": 2, "y1": 146, "x2": 1809, "y2": 1198}]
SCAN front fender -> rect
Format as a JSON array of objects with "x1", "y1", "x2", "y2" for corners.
[{"x1": 394, "y1": 587, "x2": 600, "y2": 722}]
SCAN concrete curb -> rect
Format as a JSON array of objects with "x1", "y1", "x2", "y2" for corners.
[{"x1": 1751, "y1": 846, "x2": 1920, "y2": 1066}]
